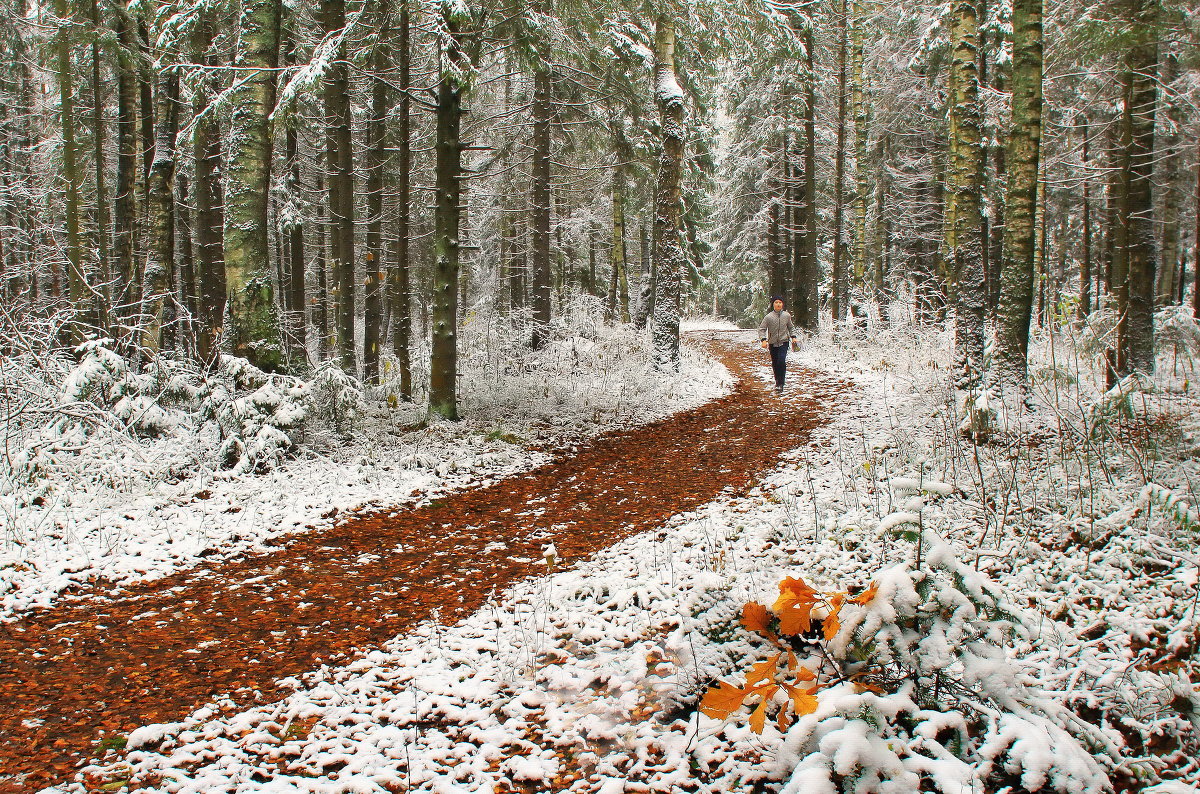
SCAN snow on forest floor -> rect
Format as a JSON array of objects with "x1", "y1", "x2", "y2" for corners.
[
  {"x1": 0, "y1": 315, "x2": 733, "y2": 618},
  {"x1": 49, "y1": 312, "x2": 1200, "y2": 792}
]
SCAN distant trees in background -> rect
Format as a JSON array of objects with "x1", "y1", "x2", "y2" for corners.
[{"x1": 0, "y1": 0, "x2": 1196, "y2": 418}]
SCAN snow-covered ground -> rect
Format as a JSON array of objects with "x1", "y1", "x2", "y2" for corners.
[
  {"x1": 39, "y1": 308, "x2": 1200, "y2": 792},
  {"x1": 0, "y1": 312, "x2": 733, "y2": 618}
]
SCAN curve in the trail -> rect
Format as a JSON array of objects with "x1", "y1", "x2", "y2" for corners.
[{"x1": 0, "y1": 332, "x2": 849, "y2": 792}]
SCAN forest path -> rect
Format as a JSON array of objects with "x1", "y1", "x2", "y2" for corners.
[{"x1": 0, "y1": 331, "x2": 849, "y2": 793}]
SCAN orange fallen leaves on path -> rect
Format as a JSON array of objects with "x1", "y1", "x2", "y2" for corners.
[{"x1": 0, "y1": 333, "x2": 849, "y2": 792}]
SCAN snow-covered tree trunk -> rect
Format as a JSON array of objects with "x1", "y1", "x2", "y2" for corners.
[
  {"x1": 801, "y1": 23, "x2": 819, "y2": 330},
  {"x1": 947, "y1": 0, "x2": 986, "y2": 391},
  {"x1": 850, "y1": 0, "x2": 870, "y2": 297},
  {"x1": 610, "y1": 163, "x2": 630, "y2": 323},
  {"x1": 323, "y1": 0, "x2": 355, "y2": 371},
  {"x1": 192, "y1": 11, "x2": 225, "y2": 364},
  {"x1": 633, "y1": 222, "x2": 655, "y2": 330},
  {"x1": 994, "y1": 0, "x2": 1042, "y2": 385},
  {"x1": 529, "y1": 62, "x2": 553, "y2": 349},
  {"x1": 281, "y1": 15, "x2": 305, "y2": 352},
  {"x1": 832, "y1": 0, "x2": 849, "y2": 323},
  {"x1": 1194, "y1": 137, "x2": 1200, "y2": 320},
  {"x1": 54, "y1": 0, "x2": 86, "y2": 340},
  {"x1": 429, "y1": 1, "x2": 471, "y2": 420},
  {"x1": 1117, "y1": 0, "x2": 1159, "y2": 375},
  {"x1": 1156, "y1": 53, "x2": 1181, "y2": 307},
  {"x1": 222, "y1": 0, "x2": 283, "y2": 371},
  {"x1": 86, "y1": 0, "x2": 109, "y2": 325},
  {"x1": 113, "y1": 0, "x2": 138, "y2": 317},
  {"x1": 390, "y1": 0, "x2": 413, "y2": 400},
  {"x1": 363, "y1": 0, "x2": 391, "y2": 385},
  {"x1": 1079, "y1": 117, "x2": 1092, "y2": 319},
  {"x1": 142, "y1": 55, "x2": 179, "y2": 354},
  {"x1": 652, "y1": 15, "x2": 684, "y2": 372}
]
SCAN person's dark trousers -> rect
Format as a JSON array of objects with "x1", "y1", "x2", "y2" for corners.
[{"x1": 769, "y1": 343, "x2": 788, "y2": 390}]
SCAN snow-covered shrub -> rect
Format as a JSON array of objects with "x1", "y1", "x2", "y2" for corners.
[
  {"x1": 56, "y1": 339, "x2": 190, "y2": 439},
  {"x1": 303, "y1": 362, "x2": 364, "y2": 435},
  {"x1": 1156, "y1": 306, "x2": 1200, "y2": 364},
  {"x1": 1076, "y1": 306, "x2": 1120, "y2": 361},
  {"x1": 704, "y1": 539, "x2": 1119, "y2": 793},
  {"x1": 1085, "y1": 372, "x2": 1154, "y2": 439},
  {"x1": 198, "y1": 355, "x2": 309, "y2": 474}
]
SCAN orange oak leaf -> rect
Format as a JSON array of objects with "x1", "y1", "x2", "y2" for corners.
[
  {"x1": 741, "y1": 602, "x2": 773, "y2": 636},
  {"x1": 749, "y1": 698, "x2": 770, "y2": 734},
  {"x1": 823, "y1": 593, "x2": 845, "y2": 641},
  {"x1": 774, "y1": 577, "x2": 819, "y2": 636},
  {"x1": 850, "y1": 581, "x2": 880, "y2": 606},
  {"x1": 781, "y1": 682, "x2": 819, "y2": 717},
  {"x1": 700, "y1": 681, "x2": 749, "y2": 721},
  {"x1": 745, "y1": 653, "x2": 782, "y2": 688},
  {"x1": 778, "y1": 603, "x2": 814, "y2": 635},
  {"x1": 776, "y1": 704, "x2": 792, "y2": 732},
  {"x1": 822, "y1": 611, "x2": 840, "y2": 641},
  {"x1": 792, "y1": 664, "x2": 816, "y2": 682}
]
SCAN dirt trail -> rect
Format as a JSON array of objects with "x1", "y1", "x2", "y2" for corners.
[{"x1": 0, "y1": 332, "x2": 849, "y2": 792}]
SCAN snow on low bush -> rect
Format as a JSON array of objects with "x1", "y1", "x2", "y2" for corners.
[{"x1": 0, "y1": 304, "x2": 731, "y2": 617}]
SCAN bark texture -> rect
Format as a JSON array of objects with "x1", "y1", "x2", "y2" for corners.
[
  {"x1": 222, "y1": 0, "x2": 282, "y2": 370},
  {"x1": 652, "y1": 17, "x2": 684, "y2": 371},
  {"x1": 948, "y1": 0, "x2": 986, "y2": 390},
  {"x1": 995, "y1": 0, "x2": 1042, "y2": 384}
]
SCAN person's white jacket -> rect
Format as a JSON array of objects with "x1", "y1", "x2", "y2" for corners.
[{"x1": 758, "y1": 310, "x2": 797, "y2": 346}]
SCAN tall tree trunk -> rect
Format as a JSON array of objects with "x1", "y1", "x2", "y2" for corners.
[
  {"x1": 1033, "y1": 159, "x2": 1047, "y2": 328},
  {"x1": 832, "y1": 0, "x2": 849, "y2": 322},
  {"x1": 88, "y1": 0, "x2": 109, "y2": 323},
  {"x1": 873, "y1": 135, "x2": 890, "y2": 308},
  {"x1": 314, "y1": 163, "x2": 329, "y2": 352},
  {"x1": 801, "y1": 24, "x2": 819, "y2": 330},
  {"x1": 177, "y1": 169, "x2": 196, "y2": 343},
  {"x1": 788, "y1": 131, "x2": 804, "y2": 324},
  {"x1": 135, "y1": 13, "x2": 153, "y2": 293},
  {"x1": 113, "y1": 0, "x2": 138, "y2": 314},
  {"x1": 363, "y1": 0, "x2": 391, "y2": 384},
  {"x1": 193, "y1": 10, "x2": 224, "y2": 363},
  {"x1": 995, "y1": 0, "x2": 1042, "y2": 384},
  {"x1": 1079, "y1": 118, "x2": 1092, "y2": 319},
  {"x1": 429, "y1": 4, "x2": 470, "y2": 420},
  {"x1": 949, "y1": 0, "x2": 986, "y2": 390},
  {"x1": 136, "y1": 15, "x2": 154, "y2": 185},
  {"x1": 281, "y1": 14, "x2": 305, "y2": 352},
  {"x1": 54, "y1": 0, "x2": 87, "y2": 337},
  {"x1": 652, "y1": 16, "x2": 684, "y2": 371},
  {"x1": 222, "y1": 0, "x2": 282, "y2": 370},
  {"x1": 323, "y1": 0, "x2": 355, "y2": 370},
  {"x1": 390, "y1": 1, "x2": 412, "y2": 399},
  {"x1": 1117, "y1": 0, "x2": 1158, "y2": 374},
  {"x1": 850, "y1": 0, "x2": 869, "y2": 296},
  {"x1": 769, "y1": 190, "x2": 784, "y2": 299},
  {"x1": 529, "y1": 61, "x2": 553, "y2": 348},
  {"x1": 978, "y1": 0, "x2": 992, "y2": 321},
  {"x1": 633, "y1": 220, "x2": 653, "y2": 328},
  {"x1": 1156, "y1": 53, "x2": 1181, "y2": 307},
  {"x1": 142, "y1": 56, "x2": 179, "y2": 354},
  {"x1": 1194, "y1": 137, "x2": 1200, "y2": 320},
  {"x1": 610, "y1": 163, "x2": 628, "y2": 323}
]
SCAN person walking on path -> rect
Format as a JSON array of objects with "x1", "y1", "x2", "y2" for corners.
[{"x1": 758, "y1": 296, "x2": 798, "y2": 394}]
